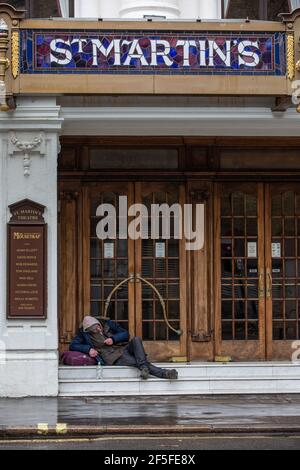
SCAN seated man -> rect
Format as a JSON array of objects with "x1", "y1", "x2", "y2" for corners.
[{"x1": 70, "y1": 316, "x2": 178, "y2": 381}]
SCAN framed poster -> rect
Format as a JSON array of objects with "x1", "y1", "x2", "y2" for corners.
[{"x1": 7, "y1": 200, "x2": 47, "y2": 319}]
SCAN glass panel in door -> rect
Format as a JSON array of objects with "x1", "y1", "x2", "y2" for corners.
[
  {"x1": 135, "y1": 182, "x2": 187, "y2": 362},
  {"x1": 215, "y1": 183, "x2": 266, "y2": 360},
  {"x1": 84, "y1": 182, "x2": 187, "y2": 362},
  {"x1": 265, "y1": 184, "x2": 300, "y2": 360},
  {"x1": 84, "y1": 183, "x2": 135, "y2": 336}
]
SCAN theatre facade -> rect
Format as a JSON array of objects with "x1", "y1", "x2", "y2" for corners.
[{"x1": 1, "y1": 2, "x2": 300, "y2": 397}]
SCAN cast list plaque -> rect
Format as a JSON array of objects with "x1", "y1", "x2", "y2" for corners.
[{"x1": 7, "y1": 200, "x2": 47, "y2": 319}]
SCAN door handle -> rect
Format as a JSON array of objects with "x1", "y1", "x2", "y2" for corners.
[
  {"x1": 259, "y1": 271, "x2": 265, "y2": 299},
  {"x1": 136, "y1": 274, "x2": 183, "y2": 337},
  {"x1": 103, "y1": 274, "x2": 183, "y2": 337},
  {"x1": 266, "y1": 269, "x2": 272, "y2": 299},
  {"x1": 103, "y1": 276, "x2": 134, "y2": 317}
]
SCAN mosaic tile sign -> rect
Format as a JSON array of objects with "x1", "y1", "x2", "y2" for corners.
[{"x1": 20, "y1": 30, "x2": 286, "y2": 76}]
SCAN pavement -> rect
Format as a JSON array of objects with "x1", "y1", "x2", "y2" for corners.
[
  {"x1": 2, "y1": 435, "x2": 300, "y2": 451},
  {"x1": 1, "y1": 395, "x2": 300, "y2": 439}
]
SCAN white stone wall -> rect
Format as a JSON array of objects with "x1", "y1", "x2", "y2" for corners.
[
  {"x1": 72, "y1": 0, "x2": 222, "y2": 19},
  {"x1": 0, "y1": 97, "x2": 62, "y2": 397}
]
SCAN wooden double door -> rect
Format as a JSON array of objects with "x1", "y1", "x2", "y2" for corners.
[
  {"x1": 59, "y1": 179, "x2": 300, "y2": 362},
  {"x1": 62, "y1": 181, "x2": 187, "y2": 362},
  {"x1": 215, "y1": 182, "x2": 300, "y2": 360}
]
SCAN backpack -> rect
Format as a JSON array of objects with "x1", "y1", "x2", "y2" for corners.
[{"x1": 61, "y1": 351, "x2": 97, "y2": 366}]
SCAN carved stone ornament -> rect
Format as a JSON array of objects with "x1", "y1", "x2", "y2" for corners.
[{"x1": 8, "y1": 132, "x2": 46, "y2": 177}]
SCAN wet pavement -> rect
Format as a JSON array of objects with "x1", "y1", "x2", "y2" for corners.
[
  {"x1": 1, "y1": 435, "x2": 300, "y2": 450},
  {"x1": 1, "y1": 395, "x2": 300, "y2": 429}
]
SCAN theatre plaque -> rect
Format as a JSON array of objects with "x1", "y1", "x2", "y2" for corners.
[{"x1": 7, "y1": 200, "x2": 47, "y2": 319}]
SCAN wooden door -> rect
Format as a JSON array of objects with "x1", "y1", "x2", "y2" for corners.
[
  {"x1": 59, "y1": 188, "x2": 81, "y2": 353},
  {"x1": 265, "y1": 184, "x2": 300, "y2": 360},
  {"x1": 214, "y1": 183, "x2": 266, "y2": 360},
  {"x1": 135, "y1": 182, "x2": 187, "y2": 362},
  {"x1": 83, "y1": 183, "x2": 136, "y2": 337},
  {"x1": 80, "y1": 181, "x2": 187, "y2": 362}
]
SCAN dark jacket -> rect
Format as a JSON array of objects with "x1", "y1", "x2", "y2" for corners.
[{"x1": 69, "y1": 320, "x2": 130, "y2": 365}]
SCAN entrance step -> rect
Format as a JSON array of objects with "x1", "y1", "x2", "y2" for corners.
[{"x1": 59, "y1": 362, "x2": 300, "y2": 396}]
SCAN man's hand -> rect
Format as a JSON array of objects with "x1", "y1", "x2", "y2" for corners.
[
  {"x1": 104, "y1": 338, "x2": 114, "y2": 346},
  {"x1": 89, "y1": 348, "x2": 98, "y2": 358}
]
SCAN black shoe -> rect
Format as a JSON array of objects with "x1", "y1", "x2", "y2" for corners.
[
  {"x1": 140, "y1": 367, "x2": 150, "y2": 380},
  {"x1": 163, "y1": 369, "x2": 178, "y2": 380}
]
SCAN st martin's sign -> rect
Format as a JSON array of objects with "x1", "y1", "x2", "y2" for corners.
[{"x1": 20, "y1": 30, "x2": 286, "y2": 76}]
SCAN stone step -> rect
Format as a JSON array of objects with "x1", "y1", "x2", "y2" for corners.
[
  {"x1": 59, "y1": 363, "x2": 300, "y2": 396},
  {"x1": 59, "y1": 363, "x2": 300, "y2": 380}
]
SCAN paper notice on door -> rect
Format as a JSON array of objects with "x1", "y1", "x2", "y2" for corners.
[
  {"x1": 247, "y1": 242, "x2": 257, "y2": 258},
  {"x1": 104, "y1": 242, "x2": 114, "y2": 259},
  {"x1": 272, "y1": 243, "x2": 281, "y2": 258},
  {"x1": 156, "y1": 242, "x2": 166, "y2": 259}
]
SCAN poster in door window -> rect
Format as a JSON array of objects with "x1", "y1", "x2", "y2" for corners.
[{"x1": 272, "y1": 243, "x2": 281, "y2": 258}]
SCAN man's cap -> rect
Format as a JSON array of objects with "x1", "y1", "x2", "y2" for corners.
[{"x1": 82, "y1": 316, "x2": 101, "y2": 332}]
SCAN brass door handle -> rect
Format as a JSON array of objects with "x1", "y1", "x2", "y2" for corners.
[
  {"x1": 136, "y1": 274, "x2": 183, "y2": 337},
  {"x1": 103, "y1": 274, "x2": 183, "y2": 336},
  {"x1": 266, "y1": 269, "x2": 272, "y2": 298},
  {"x1": 259, "y1": 271, "x2": 265, "y2": 299},
  {"x1": 103, "y1": 276, "x2": 134, "y2": 317}
]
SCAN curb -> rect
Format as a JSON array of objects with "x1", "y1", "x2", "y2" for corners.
[{"x1": 1, "y1": 424, "x2": 300, "y2": 439}]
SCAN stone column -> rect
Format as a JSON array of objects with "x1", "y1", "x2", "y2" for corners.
[
  {"x1": 74, "y1": 0, "x2": 99, "y2": 17},
  {"x1": 179, "y1": 0, "x2": 200, "y2": 19},
  {"x1": 99, "y1": 0, "x2": 121, "y2": 18},
  {"x1": 199, "y1": 0, "x2": 221, "y2": 19},
  {"x1": 0, "y1": 97, "x2": 62, "y2": 397},
  {"x1": 119, "y1": 0, "x2": 181, "y2": 19}
]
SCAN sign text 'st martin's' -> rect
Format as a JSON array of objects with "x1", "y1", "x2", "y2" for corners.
[{"x1": 21, "y1": 31, "x2": 286, "y2": 76}]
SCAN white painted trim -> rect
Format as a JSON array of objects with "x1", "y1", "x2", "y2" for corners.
[
  {"x1": 60, "y1": 106, "x2": 300, "y2": 136},
  {"x1": 0, "y1": 103, "x2": 63, "y2": 131}
]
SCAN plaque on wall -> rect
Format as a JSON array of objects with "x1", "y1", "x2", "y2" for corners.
[{"x1": 7, "y1": 200, "x2": 47, "y2": 319}]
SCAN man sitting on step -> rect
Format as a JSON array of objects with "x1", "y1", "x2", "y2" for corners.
[{"x1": 70, "y1": 316, "x2": 178, "y2": 381}]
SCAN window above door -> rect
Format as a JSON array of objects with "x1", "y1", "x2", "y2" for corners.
[
  {"x1": 224, "y1": 0, "x2": 292, "y2": 21},
  {"x1": 5, "y1": 0, "x2": 61, "y2": 18}
]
